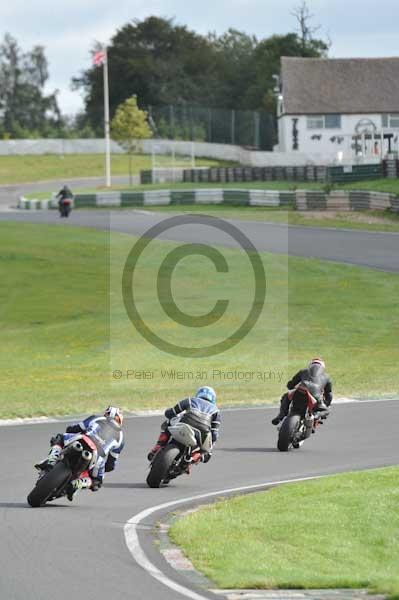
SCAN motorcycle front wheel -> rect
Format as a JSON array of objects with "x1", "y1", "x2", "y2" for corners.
[
  {"x1": 27, "y1": 462, "x2": 72, "y2": 507},
  {"x1": 277, "y1": 415, "x2": 301, "y2": 452},
  {"x1": 146, "y1": 444, "x2": 180, "y2": 488}
]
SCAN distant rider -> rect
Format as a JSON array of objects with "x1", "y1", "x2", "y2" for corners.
[
  {"x1": 36, "y1": 406, "x2": 124, "y2": 501},
  {"x1": 271, "y1": 358, "x2": 333, "y2": 425},
  {"x1": 148, "y1": 386, "x2": 221, "y2": 466},
  {"x1": 56, "y1": 184, "x2": 73, "y2": 214}
]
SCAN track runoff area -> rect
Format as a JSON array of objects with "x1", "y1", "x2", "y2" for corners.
[{"x1": 0, "y1": 208, "x2": 398, "y2": 600}]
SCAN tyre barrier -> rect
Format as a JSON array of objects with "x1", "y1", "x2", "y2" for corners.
[{"x1": 18, "y1": 189, "x2": 398, "y2": 212}]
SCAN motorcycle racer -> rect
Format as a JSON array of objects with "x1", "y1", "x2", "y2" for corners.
[
  {"x1": 35, "y1": 406, "x2": 124, "y2": 501},
  {"x1": 272, "y1": 358, "x2": 333, "y2": 425},
  {"x1": 148, "y1": 386, "x2": 221, "y2": 465}
]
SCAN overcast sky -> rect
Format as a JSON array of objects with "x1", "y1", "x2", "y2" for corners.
[{"x1": 1, "y1": 0, "x2": 399, "y2": 115}]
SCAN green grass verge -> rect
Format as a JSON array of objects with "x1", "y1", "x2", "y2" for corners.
[
  {"x1": 1, "y1": 222, "x2": 398, "y2": 418},
  {"x1": 0, "y1": 153, "x2": 233, "y2": 184},
  {"x1": 24, "y1": 180, "x2": 320, "y2": 200},
  {"x1": 23, "y1": 176, "x2": 399, "y2": 196},
  {"x1": 140, "y1": 204, "x2": 399, "y2": 232},
  {"x1": 169, "y1": 467, "x2": 399, "y2": 598}
]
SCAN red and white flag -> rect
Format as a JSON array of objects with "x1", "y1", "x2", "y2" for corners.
[{"x1": 93, "y1": 49, "x2": 106, "y2": 67}]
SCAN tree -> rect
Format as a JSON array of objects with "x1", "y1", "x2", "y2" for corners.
[
  {"x1": 73, "y1": 15, "x2": 330, "y2": 137},
  {"x1": 0, "y1": 33, "x2": 62, "y2": 138},
  {"x1": 244, "y1": 31, "x2": 329, "y2": 113},
  {"x1": 291, "y1": 1, "x2": 329, "y2": 53},
  {"x1": 209, "y1": 29, "x2": 258, "y2": 109},
  {"x1": 73, "y1": 17, "x2": 222, "y2": 134},
  {"x1": 111, "y1": 95, "x2": 152, "y2": 184}
]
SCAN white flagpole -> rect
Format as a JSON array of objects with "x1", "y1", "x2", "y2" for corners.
[{"x1": 103, "y1": 47, "x2": 111, "y2": 187}]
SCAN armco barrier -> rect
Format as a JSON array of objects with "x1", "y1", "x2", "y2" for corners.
[{"x1": 18, "y1": 189, "x2": 398, "y2": 212}]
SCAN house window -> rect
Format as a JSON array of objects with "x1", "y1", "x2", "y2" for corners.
[
  {"x1": 325, "y1": 114, "x2": 341, "y2": 128},
  {"x1": 382, "y1": 114, "x2": 399, "y2": 128},
  {"x1": 307, "y1": 116, "x2": 324, "y2": 129},
  {"x1": 307, "y1": 115, "x2": 341, "y2": 129}
]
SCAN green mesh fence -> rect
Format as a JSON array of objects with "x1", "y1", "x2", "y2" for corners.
[{"x1": 147, "y1": 103, "x2": 276, "y2": 151}]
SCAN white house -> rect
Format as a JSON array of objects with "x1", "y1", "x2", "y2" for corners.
[{"x1": 276, "y1": 56, "x2": 399, "y2": 162}]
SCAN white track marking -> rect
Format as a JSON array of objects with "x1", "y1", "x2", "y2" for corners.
[{"x1": 124, "y1": 474, "x2": 327, "y2": 600}]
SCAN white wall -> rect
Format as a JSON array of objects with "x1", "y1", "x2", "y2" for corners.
[
  {"x1": 276, "y1": 113, "x2": 399, "y2": 161},
  {"x1": 0, "y1": 136, "x2": 381, "y2": 167}
]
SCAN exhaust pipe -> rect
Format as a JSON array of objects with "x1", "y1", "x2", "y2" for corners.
[{"x1": 82, "y1": 450, "x2": 92, "y2": 461}]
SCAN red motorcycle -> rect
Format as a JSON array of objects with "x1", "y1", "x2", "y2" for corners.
[
  {"x1": 59, "y1": 198, "x2": 72, "y2": 218},
  {"x1": 277, "y1": 385, "x2": 326, "y2": 451}
]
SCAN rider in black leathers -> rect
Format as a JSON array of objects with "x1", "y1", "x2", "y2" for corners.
[
  {"x1": 57, "y1": 185, "x2": 73, "y2": 216},
  {"x1": 272, "y1": 358, "x2": 333, "y2": 425}
]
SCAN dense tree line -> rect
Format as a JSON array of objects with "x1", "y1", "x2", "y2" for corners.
[
  {"x1": 74, "y1": 14, "x2": 328, "y2": 135},
  {"x1": 0, "y1": 34, "x2": 94, "y2": 139},
  {"x1": 0, "y1": 34, "x2": 61, "y2": 138},
  {"x1": 0, "y1": 5, "x2": 328, "y2": 140}
]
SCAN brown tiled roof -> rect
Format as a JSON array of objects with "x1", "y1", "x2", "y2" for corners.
[{"x1": 281, "y1": 56, "x2": 399, "y2": 114}]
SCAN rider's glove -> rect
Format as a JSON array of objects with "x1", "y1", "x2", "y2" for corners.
[
  {"x1": 91, "y1": 477, "x2": 103, "y2": 492},
  {"x1": 201, "y1": 452, "x2": 212, "y2": 463}
]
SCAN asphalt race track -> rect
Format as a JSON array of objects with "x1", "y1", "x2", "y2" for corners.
[
  {"x1": 1, "y1": 208, "x2": 398, "y2": 272},
  {"x1": 1, "y1": 209, "x2": 398, "y2": 599},
  {"x1": 0, "y1": 402, "x2": 398, "y2": 600}
]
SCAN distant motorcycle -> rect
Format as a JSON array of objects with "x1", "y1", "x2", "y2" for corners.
[
  {"x1": 27, "y1": 434, "x2": 97, "y2": 507},
  {"x1": 58, "y1": 198, "x2": 72, "y2": 218},
  {"x1": 146, "y1": 414, "x2": 212, "y2": 488},
  {"x1": 277, "y1": 385, "x2": 327, "y2": 451}
]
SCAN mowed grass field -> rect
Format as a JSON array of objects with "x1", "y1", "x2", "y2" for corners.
[
  {"x1": 140, "y1": 203, "x2": 399, "y2": 232},
  {"x1": 0, "y1": 221, "x2": 398, "y2": 418},
  {"x1": 169, "y1": 467, "x2": 399, "y2": 598},
  {"x1": 0, "y1": 153, "x2": 233, "y2": 184}
]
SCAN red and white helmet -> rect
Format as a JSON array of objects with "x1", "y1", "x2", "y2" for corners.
[
  {"x1": 309, "y1": 357, "x2": 325, "y2": 369},
  {"x1": 104, "y1": 406, "x2": 123, "y2": 425}
]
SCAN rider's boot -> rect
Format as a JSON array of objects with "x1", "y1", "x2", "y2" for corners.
[
  {"x1": 271, "y1": 393, "x2": 290, "y2": 425},
  {"x1": 66, "y1": 476, "x2": 92, "y2": 502},
  {"x1": 147, "y1": 432, "x2": 169, "y2": 461},
  {"x1": 314, "y1": 400, "x2": 329, "y2": 426},
  {"x1": 35, "y1": 444, "x2": 63, "y2": 471}
]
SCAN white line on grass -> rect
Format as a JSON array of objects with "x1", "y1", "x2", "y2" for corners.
[{"x1": 124, "y1": 474, "x2": 331, "y2": 600}]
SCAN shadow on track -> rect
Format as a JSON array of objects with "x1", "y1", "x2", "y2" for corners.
[
  {"x1": 0, "y1": 502, "x2": 29, "y2": 508},
  {"x1": 103, "y1": 482, "x2": 148, "y2": 489},
  {"x1": 0, "y1": 501, "x2": 72, "y2": 509},
  {"x1": 218, "y1": 447, "x2": 277, "y2": 453}
]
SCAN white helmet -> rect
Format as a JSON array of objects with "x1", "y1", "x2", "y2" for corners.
[
  {"x1": 309, "y1": 357, "x2": 325, "y2": 369},
  {"x1": 104, "y1": 406, "x2": 123, "y2": 425}
]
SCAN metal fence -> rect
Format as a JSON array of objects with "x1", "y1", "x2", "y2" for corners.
[{"x1": 147, "y1": 103, "x2": 276, "y2": 151}]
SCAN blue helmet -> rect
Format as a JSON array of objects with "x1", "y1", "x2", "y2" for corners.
[{"x1": 195, "y1": 386, "x2": 216, "y2": 404}]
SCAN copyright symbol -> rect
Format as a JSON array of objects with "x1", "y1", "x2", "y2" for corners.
[
  {"x1": 112, "y1": 370, "x2": 123, "y2": 379},
  {"x1": 122, "y1": 214, "x2": 266, "y2": 358}
]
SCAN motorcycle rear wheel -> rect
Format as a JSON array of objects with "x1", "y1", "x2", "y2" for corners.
[
  {"x1": 277, "y1": 415, "x2": 301, "y2": 452},
  {"x1": 146, "y1": 444, "x2": 180, "y2": 488},
  {"x1": 27, "y1": 462, "x2": 72, "y2": 507}
]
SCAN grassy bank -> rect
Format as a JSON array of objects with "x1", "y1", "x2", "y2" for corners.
[
  {"x1": 169, "y1": 467, "x2": 399, "y2": 598},
  {"x1": 1, "y1": 222, "x2": 398, "y2": 418},
  {"x1": 0, "y1": 153, "x2": 233, "y2": 184},
  {"x1": 141, "y1": 204, "x2": 399, "y2": 232}
]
